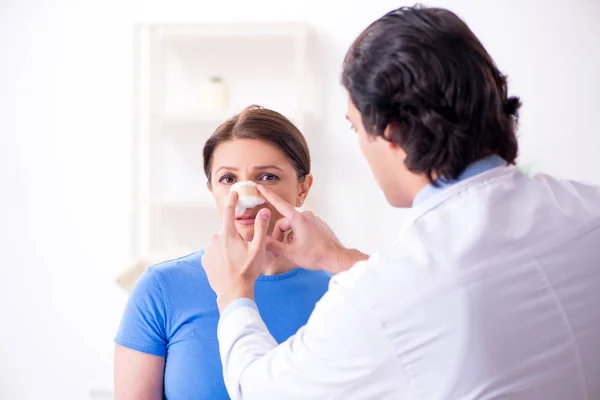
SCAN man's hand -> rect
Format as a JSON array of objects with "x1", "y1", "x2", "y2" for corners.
[
  {"x1": 202, "y1": 191, "x2": 272, "y2": 311},
  {"x1": 257, "y1": 185, "x2": 368, "y2": 274}
]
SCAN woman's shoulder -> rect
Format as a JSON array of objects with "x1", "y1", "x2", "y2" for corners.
[
  {"x1": 142, "y1": 249, "x2": 209, "y2": 290},
  {"x1": 148, "y1": 249, "x2": 204, "y2": 272},
  {"x1": 296, "y1": 268, "x2": 333, "y2": 281},
  {"x1": 128, "y1": 249, "x2": 216, "y2": 314}
]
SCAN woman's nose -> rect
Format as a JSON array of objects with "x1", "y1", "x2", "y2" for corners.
[{"x1": 238, "y1": 175, "x2": 257, "y2": 184}]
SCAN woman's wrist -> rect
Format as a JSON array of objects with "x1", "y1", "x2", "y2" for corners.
[{"x1": 216, "y1": 283, "x2": 255, "y2": 313}]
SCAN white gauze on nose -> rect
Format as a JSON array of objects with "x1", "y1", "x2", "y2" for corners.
[{"x1": 230, "y1": 181, "x2": 266, "y2": 211}]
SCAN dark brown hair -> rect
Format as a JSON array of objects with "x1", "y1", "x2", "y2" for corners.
[
  {"x1": 342, "y1": 5, "x2": 520, "y2": 184},
  {"x1": 203, "y1": 105, "x2": 311, "y2": 184}
]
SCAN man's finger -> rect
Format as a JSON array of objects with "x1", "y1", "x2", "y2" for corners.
[
  {"x1": 317, "y1": 217, "x2": 340, "y2": 241},
  {"x1": 250, "y1": 208, "x2": 271, "y2": 253},
  {"x1": 223, "y1": 191, "x2": 238, "y2": 236},
  {"x1": 257, "y1": 185, "x2": 298, "y2": 221},
  {"x1": 286, "y1": 230, "x2": 295, "y2": 244},
  {"x1": 272, "y1": 217, "x2": 292, "y2": 243},
  {"x1": 265, "y1": 236, "x2": 294, "y2": 260}
]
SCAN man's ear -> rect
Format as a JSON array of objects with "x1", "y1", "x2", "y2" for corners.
[{"x1": 383, "y1": 122, "x2": 401, "y2": 149}]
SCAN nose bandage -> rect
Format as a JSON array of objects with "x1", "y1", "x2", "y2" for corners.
[{"x1": 230, "y1": 181, "x2": 266, "y2": 211}]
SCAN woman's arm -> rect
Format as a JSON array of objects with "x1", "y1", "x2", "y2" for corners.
[
  {"x1": 113, "y1": 268, "x2": 169, "y2": 399},
  {"x1": 114, "y1": 345, "x2": 165, "y2": 400}
]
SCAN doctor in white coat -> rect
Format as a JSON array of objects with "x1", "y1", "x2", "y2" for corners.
[{"x1": 202, "y1": 5, "x2": 600, "y2": 399}]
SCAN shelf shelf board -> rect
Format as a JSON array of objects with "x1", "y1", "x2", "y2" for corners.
[
  {"x1": 135, "y1": 112, "x2": 231, "y2": 135},
  {"x1": 159, "y1": 113, "x2": 231, "y2": 124},
  {"x1": 159, "y1": 114, "x2": 226, "y2": 136},
  {"x1": 134, "y1": 111, "x2": 232, "y2": 123},
  {"x1": 148, "y1": 22, "x2": 311, "y2": 40},
  {"x1": 138, "y1": 112, "x2": 306, "y2": 135},
  {"x1": 137, "y1": 199, "x2": 216, "y2": 210}
]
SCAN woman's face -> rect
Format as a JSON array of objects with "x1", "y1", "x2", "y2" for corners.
[{"x1": 209, "y1": 138, "x2": 312, "y2": 242}]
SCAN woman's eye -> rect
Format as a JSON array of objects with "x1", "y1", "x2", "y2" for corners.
[
  {"x1": 260, "y1": 173, "x2": 279, "y2": 182},
  {"x1": 219, "y1": 175, "x2": 235, "y2": 184}
]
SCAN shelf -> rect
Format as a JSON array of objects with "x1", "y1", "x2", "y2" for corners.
[
  {"x1": 159, "y1": 114, "x2": 227, "y2": 136},
  {"x1": 161, "y1": 114, "x2": 228, "y2": 124},
  {"x1": 137, "y1": 199, "x2": 215, "y2": 209},
  {"x1": 142, "y1": 112, "x2": 306, "y2": 137},
  {"x1": 160, "y1": 33, "x2": 301, "y2": 118},
  {"x1": 149, "y1": 22, "x2": 311, "y2": 41},
  {"x1": 132, "y1": 21, "x2": 314, "y2": 259},
  {"x1": 134, "y1": 112, "x2": 231, "y2": 124}
]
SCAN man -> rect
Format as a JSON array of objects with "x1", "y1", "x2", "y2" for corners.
[{"x1": 202, "y1": 5, "x2": 600, "y2": 399}]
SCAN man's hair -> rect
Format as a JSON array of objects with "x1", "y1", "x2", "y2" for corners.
[{"x1": 342, "y1": 5, "x2": 521, "y2": 183}]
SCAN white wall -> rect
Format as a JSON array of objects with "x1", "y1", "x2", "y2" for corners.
[{"x1": 1, "y1": 0, "x2": 599, "y2": 398}]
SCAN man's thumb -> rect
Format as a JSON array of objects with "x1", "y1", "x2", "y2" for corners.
[{"x1": 250, "y1": 208, "x2": 271, "y2": 252}]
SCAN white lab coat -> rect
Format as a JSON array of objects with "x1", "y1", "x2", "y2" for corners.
[{"x1": 218, "y1": 165, "x2": 600, "y2": 399}]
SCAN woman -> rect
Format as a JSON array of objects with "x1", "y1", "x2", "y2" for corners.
[{"x1": 113, "y1": 105, "x2": 331, "y2": 399}]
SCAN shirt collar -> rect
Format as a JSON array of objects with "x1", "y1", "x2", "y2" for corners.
[{"x1": 413, "y1": 154, "x2": 507, "y2": 206}]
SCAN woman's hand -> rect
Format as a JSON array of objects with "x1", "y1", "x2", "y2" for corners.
[
  {"x1": 257, "y1": 185, "x2": 368, "y2": 274},
  {"x1": 202, "y1": 191, "x2": 272, "y2": 312}
]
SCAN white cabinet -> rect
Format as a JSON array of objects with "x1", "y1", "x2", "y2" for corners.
[{"x1": 131, "y1": 22, "x2": 316, "y2": 260}]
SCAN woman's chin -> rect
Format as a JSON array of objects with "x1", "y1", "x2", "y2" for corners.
[
  {"x1": 236, "y1": 225, "x2": 255, "y2": 242},
  {"x1": 235, "y1": 221, "x2": 275, "y2": 242}
]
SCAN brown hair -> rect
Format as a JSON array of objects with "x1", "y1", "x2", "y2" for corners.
[{"x1": 203, "y1": 105, "x2": 311, "y2": 184}]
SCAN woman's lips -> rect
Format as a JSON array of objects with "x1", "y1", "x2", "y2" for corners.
[{"x1": 236, "y1": 212, "x2": 257, "y2": 225}]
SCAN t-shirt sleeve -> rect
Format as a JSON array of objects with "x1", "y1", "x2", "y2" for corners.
[{"x1": 115, "y1": 268, "x2": 168, "y2": 357}]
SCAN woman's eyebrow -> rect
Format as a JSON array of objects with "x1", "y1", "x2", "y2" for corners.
[
  {"x1": 254, "y1": 165, "x2": 284, "y2": 172},
  {"x1": 214, "y1": 166, "x2": 237, "y2": 174},
  {"x1": 214, "y1": 165, "x2": 284, "y2": 174}
]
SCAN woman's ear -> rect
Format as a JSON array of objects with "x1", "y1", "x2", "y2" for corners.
[{"x1": 296, "y1": 174, "x2": 313, "y2": 207}]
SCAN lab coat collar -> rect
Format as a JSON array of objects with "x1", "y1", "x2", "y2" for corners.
[{"x1": 413, "y1": 154, "x2": 508, "y2": 206}]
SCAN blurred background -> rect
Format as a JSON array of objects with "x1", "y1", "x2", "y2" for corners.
[{"x1": 1, "y1": 0, "x2": 599, "y2": 398}]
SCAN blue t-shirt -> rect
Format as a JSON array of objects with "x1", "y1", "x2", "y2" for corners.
[{"x1": 115, "y1": 250, "x2": 331, "y2": 399}]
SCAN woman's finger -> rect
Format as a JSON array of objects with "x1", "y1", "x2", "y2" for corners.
[
  {"x1": 249, "y1": 208, "x2": 271, "y2": 254},
  {"x1": 222, "y1": 191, "x2": 238, "y2": 236}
]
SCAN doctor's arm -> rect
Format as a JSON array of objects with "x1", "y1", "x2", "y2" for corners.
[
  {"x1": 202, "y1": 189, "x2": 382, "y2": 398},
  {"x1": 217, "y1": 274, "x2": 393, "y2": 399},
  {"x1": 258, "y1": 185, "x2": 369, "y2": 275}
]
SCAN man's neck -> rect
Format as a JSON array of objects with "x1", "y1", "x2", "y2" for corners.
[{"x1": 407, "y1": 175, "x2": 431, "y2": 207}]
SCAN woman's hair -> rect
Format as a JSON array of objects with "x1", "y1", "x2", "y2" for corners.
[
  {"x1": 342, "y1": 5, "x2": 521, "y2": 184},
  {"x1": 203, "y1": 105, "x2": 311, "y2": 184}
]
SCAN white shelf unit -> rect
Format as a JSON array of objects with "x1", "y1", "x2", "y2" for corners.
[{"x1": 132, "y1": 22, "x2": 316, "y2": 259}]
